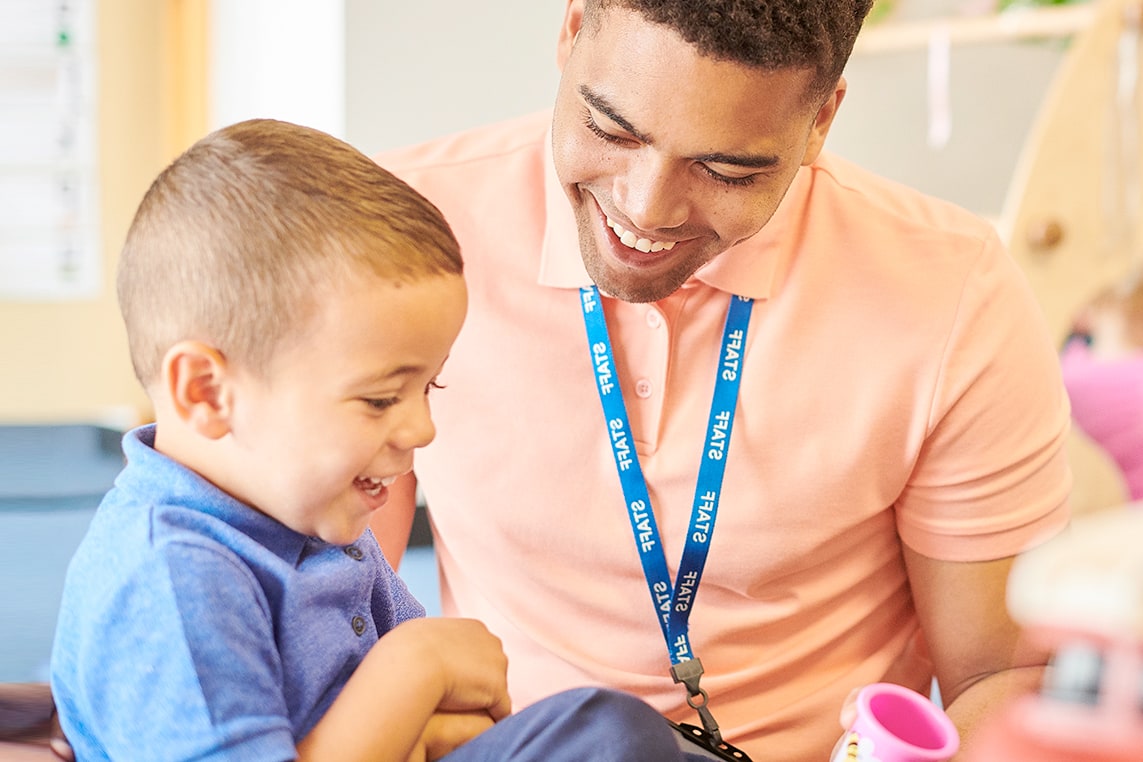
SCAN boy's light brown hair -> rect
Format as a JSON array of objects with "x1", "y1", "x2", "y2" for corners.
[{"x1": 117, "y1": 118, "x2": 462, "y2": 387}]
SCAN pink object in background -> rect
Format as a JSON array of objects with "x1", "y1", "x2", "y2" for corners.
[
  {"x1": 1060, "y1": 338, "x2": 1143, "y2": 500},
  {"x1": 832, "y1": 683, "x2": 959, "y2": 762}
]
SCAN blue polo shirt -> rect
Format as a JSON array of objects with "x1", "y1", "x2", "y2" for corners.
[{"x1": 50, "y1": 425, "x2": 425, "y2": 761}]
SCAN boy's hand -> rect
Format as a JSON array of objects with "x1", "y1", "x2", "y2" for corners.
[
  {"x1": 388, "y1": 617, "x2": 512, "y2": 721},
  {"x1": 406, "y1": 710, "x2": 496, "y2": 762},
  {"x1": 300, "y1": 617, "x2": 510, "y2": 762}
]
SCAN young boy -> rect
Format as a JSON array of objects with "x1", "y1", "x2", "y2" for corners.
[{"x1": 48, "y1": 119, "x2": 685, "y2": 762}]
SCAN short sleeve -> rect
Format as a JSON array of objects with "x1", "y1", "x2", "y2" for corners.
[
  {"x1": 897, "y1": 234, "x2": 1072, "y2": 561},
  {"x1": 366, "y1": 529, "x2": 427, "y2": 631}
]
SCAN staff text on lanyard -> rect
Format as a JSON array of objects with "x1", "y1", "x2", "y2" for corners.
[{"x1": 580, "y1": 285, "x2": 753, "y2": 743}]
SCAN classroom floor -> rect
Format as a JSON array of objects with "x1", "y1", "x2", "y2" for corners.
[{"x1": 0, "y1": 425, "x2": 440, "y2": 684}]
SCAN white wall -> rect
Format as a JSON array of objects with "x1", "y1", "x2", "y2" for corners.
[
  {"x1": 343, "y1": 0, "x2": 566, "y2": 155},
  {"x1": 207, "y1": 0, "x2": 565, "y2": 158},
  {"x1": 210, "y1": 0, "x2": 346, "y2": 138}
]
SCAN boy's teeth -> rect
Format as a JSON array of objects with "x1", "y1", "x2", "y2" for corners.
[
  {"x1": 606, "y1": 217, "x2": 675, "y2": 253},
  {"x1": 356, "y1": 477, "x2": 388, "y2": 500},
  {"x1": 357, "y1": 476, "x2": 395, "y2": 497}
]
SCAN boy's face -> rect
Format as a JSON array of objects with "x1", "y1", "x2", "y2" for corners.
[
  {"x1": 221, "y1": 268, "x2": 467, "y2": 545},
  {"x1": 551, "y1": 3, "x2": 843, "y2": 303}
]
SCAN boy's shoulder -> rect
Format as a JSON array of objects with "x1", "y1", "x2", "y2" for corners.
[{"x1": 63, "y1": 479, "x2": 262, "y2": 612}]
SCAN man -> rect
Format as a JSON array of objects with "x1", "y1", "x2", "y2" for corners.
[{"x1": 373, "y1": 1, "x2": 1071, "y2": 760}]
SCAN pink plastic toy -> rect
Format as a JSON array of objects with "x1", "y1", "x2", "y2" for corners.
[{"x1": 831, "y1": 682, "x2": 959, "y2": 762}]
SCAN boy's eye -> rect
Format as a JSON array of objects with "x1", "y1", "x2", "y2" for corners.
[
  {"x1": 364, "y1": 397, "x2": 398, "y2": 411},
  {"x1": 425, "y1": 379, "x2": 445, "y2": 395}
]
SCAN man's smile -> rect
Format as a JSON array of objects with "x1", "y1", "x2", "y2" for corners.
[{"x1": 605, "y1": 216, "x2": 678, "y2": 253}]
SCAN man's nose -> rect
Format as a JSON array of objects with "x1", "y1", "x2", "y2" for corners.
[{"x1": 612, "y1": 152, "x2": 688, "y2": 233}]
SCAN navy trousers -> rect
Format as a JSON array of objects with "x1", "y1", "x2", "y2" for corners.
[{"x1": 441, "y1": 686, "x2": 717, "y2": 761}]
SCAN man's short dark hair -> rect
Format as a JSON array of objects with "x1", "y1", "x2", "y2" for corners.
[{"x1": 584, "y1": 0, "x2": 874, "y2": 103}]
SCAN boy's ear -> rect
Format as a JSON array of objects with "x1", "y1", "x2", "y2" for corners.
[{"x1": 161, "y1": 340, "x2": 234, "y2": 440}]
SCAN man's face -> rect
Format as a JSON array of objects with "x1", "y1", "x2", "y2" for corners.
[{"x1": 552, "y1": 3, "x2": 843, "y2": 303}]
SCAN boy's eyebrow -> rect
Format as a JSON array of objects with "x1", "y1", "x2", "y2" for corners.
[
  {"x1": 354, "y1": 365, "x2": 422, "y2": 386},
  {"x1": 579, "y1": 85, "x2": 781, "y2": 170},
  {"x1": 354, "y1": 356, "x2": 450, "y2": 387}
]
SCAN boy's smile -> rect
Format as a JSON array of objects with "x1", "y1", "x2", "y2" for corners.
[{"x1": 354, "y1": 474, "x2": 400, "y2": 507}]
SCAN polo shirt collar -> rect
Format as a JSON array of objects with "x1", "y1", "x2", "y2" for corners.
[
  {"x1": 537, "y1": 125, "x2": 804, "y2": 302},
  {"x1": 118, "y1": 425, "x2": 312, "y2": 566}
]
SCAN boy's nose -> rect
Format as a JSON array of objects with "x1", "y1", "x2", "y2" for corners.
[{"x1": 392, "y1": 397, "x2": 437, "y2": 452}]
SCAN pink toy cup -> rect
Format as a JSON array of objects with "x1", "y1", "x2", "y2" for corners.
[{"x1": 833, "y1": 683, "x2": 959, "y2": 762}]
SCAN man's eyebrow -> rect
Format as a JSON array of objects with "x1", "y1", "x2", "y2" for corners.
[
  {"x1": 580, "y1": 85, "x2": 652, "y2": 144},
  {"x1": 693, "y1": 151, "x2": 781, "y2": 170},
  {"x1": 579, "y1": 84, "x2": 781, "y2": 170}
]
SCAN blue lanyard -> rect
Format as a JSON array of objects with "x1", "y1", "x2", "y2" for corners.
[{"x1": 580, "y1": 285, "x2": 752, "y2": 741}]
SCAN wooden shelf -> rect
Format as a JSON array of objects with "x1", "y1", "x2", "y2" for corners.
[{"x1": 854, "y1": 3, "x2": 1100, "y2": 55}]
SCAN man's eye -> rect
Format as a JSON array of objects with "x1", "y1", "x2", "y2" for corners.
[
  {"x1": 700, "y1": 165, "x2": 757, "y2": 187},
  {"x1": 583, "y1": 113, "x2": 628, "y2": 145}
]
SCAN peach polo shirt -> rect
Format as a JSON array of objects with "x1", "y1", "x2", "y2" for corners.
[{"x1": 378, "y1": 111, "x2": 1071, "y2": 761}]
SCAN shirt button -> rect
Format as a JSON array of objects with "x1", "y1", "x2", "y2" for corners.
[
  {"x1": 351, "y1": 615, "x2": 367, "y2": 636},
  {"x1": 634, "y1": 378, "x2": 653, "y2": 398},
  {"x1": 646, "y1": 309, "x2": 663, "y2": 329},
  {"x1": 344, "y1": 545, "x2": 364, "y2": 561}
]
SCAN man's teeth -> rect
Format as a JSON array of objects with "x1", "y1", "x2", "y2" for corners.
[
  {"x1": 606, "y1": 217, "x2": 676, "y2": 253},
  {"x1": 357, "y1": 476, "x2": 397, "y2": 497}
]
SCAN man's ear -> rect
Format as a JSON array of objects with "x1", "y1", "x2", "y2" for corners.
[
  {"x1": 801, "y1": 77, "x2": 848, "y2": 167},
  {"x1": 556, "y1": 0, "x2": 585, "y2": 70},
  {"x1": 161, "y1": 340, "x2": 233, "y2": 440}
]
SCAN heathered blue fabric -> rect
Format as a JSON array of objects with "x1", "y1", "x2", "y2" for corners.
[{"x1": 50, "y1": 425, "x2": 425, "y2": 761}]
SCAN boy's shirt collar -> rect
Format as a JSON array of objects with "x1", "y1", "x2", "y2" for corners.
[{"x1": 118, "y1": 425, "x2": 316, "y2": 566}]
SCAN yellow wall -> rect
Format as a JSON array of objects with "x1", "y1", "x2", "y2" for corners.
[{"x1": 0, "y1": 0, "x2": 206, "y2": 426}]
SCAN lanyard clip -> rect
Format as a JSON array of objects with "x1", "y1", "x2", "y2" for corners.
[
  {"x1": 670, "y1": 656, "x2": 705, "y2": 695},
  {"x1": 671, "y1": 657, "x2": 723, "y2": 744}
]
